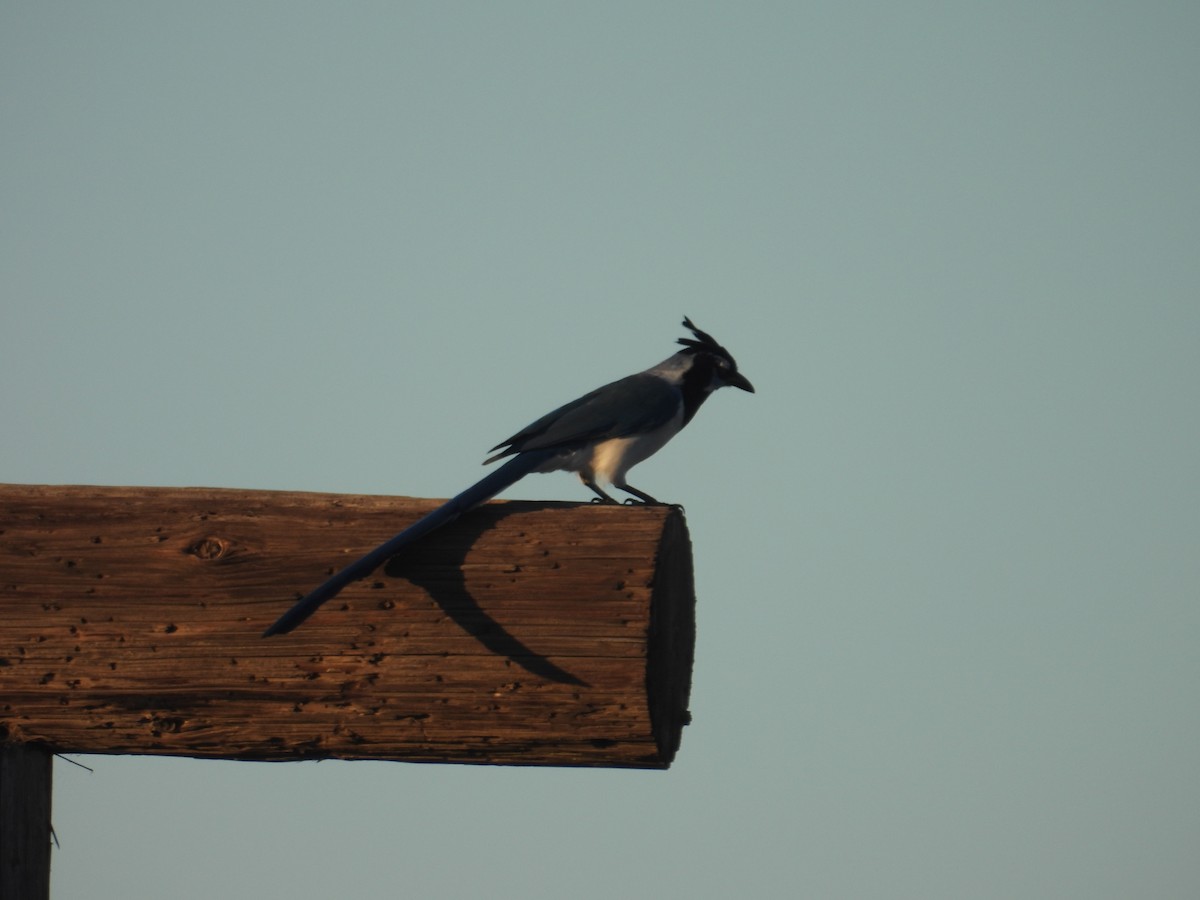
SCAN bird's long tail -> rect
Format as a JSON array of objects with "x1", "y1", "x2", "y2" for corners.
[{"x1": 262, "y1": 449, "x2": 556, "y2": 637}]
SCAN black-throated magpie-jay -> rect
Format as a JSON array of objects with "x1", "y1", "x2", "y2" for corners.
[{"x1": 262, "y1": 317, "x2": 752, "y2": 637}]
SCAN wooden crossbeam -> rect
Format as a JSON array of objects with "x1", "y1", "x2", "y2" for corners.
[{"x1": 0, "y1": 484, "x2": 696, "y2": 768}]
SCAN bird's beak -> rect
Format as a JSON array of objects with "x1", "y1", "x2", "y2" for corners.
[{"x1": 727, "y1": 371, "x2": 755, "y2": 393}]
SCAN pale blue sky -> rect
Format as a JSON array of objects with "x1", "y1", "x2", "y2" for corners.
[{"x1": 3, "y1": 3, "x2": 1198, "y2": 898}]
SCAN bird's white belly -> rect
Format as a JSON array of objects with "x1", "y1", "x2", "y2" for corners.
[{"x1": 587, "y1": 411, "x2": 684, "y2": 485}]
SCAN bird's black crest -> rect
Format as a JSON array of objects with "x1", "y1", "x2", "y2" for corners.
[{"x1": 677, "y1": 316, "x2": 737, "y2": 365}]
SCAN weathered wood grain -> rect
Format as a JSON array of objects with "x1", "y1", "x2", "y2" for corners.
[{"x1": 0, "y1": 484, "x2": 695, "y2": 768}]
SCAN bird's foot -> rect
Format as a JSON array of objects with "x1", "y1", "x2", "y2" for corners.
[{"x1": 622, "y1": 496, "x2": 678, "y2": 507}]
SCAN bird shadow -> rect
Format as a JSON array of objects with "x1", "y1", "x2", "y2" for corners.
[{"x1": 383, "y1": 503, "x2": 588, "y2": 687}]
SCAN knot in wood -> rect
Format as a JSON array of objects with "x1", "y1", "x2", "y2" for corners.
[{"x1": 187, "y1": 536, "x2": 228, "y2": 560}]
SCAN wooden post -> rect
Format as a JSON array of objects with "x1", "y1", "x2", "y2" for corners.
[
  {"x1": 0, "y1": 484, "x2": 695, "y2": 768},
  {"x1": 0, "y1": 742, "x2": 52, "y2": 900}
]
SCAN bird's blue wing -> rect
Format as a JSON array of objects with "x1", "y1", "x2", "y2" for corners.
[{"x1": 486, "y1": 373, "x2": 679, "y2": 462}]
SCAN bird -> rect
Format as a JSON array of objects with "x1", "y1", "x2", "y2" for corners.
[{"x1": 262, "y1": 316, "x2": 753, "y2": 637}]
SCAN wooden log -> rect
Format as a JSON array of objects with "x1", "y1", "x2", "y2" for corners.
[
  {"x1": 0, "y1": 742, "x2": 52, "y2": 900},
  {"x1": 0, "y1": 484, "x2": 695, "y2": 768}
]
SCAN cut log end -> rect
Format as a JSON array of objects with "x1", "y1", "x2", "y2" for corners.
[{"x1": 646, "y1": 510, "x2": 696, "y2": 767}]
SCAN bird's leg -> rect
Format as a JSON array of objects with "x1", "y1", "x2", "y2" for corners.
[
  {"x1": 582, "y1": 478, "x2": 620, "y2": 504},
  {"x1": 615, "y1": 483, "x2": 661, "y2": 505}
]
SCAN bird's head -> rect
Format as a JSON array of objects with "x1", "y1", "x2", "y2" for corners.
[{"x1": 676, "y1": 316, "x2": 755, "y2": 394}]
